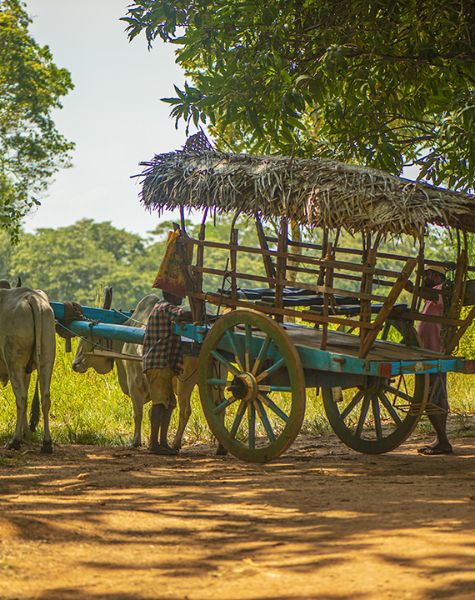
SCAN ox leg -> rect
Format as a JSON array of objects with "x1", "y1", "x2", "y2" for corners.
[
  {"x1": 38, "y1": 369, "x2": 53, "y2": 454},
  {"x1": 172, "y1": 380, "x2": 193, "y2": 451},
  {"x1": 8, "y1": 374, "x2": 28, "y2": 450},
  {"x1": 21, "y1": 373, "x2": 31, "y2": 438}
]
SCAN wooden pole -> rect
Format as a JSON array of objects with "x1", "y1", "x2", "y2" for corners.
[
  {"x1": 255, "y1": 213, "x2": 276, "y2": 282},
  {"x1": 275, "y1": 217, "x2": 288, "y2": 323},
  {"x1": 190, "y1": 210, "x2": 208, "y2": 322},
  {"x1": 230, "y1": 227, "x2": 239, "y2": 303},
  {"x1": 320, "y1": 243, "x2": 334, "y2": 350}
]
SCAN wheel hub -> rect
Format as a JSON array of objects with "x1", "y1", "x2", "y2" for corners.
[{"x1": 229, "y1": 372, "x2": 257, "y2": 401}]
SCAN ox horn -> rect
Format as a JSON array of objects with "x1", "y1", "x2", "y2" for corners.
[
  {"x1": 102, "y1": 286, "x2": 113, "y2": 310},
  {"x1": 16, "y1": 277, "x2": 22, "y2": 288}
]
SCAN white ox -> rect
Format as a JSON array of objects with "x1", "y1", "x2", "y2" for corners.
[
  {"x1": 0, "y1": 281, "x2": 56, "y2": 452},
  {"x1": 72, "y1": 292, "x2": 220, "y2": 452}
]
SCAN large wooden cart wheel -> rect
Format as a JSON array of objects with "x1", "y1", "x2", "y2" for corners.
[
  {"x1": 198, "y1": 310, "x2": 306, "y2": 463},
  {"x1": 323, "y1": 322, "x2": 429, "y2": 454}
]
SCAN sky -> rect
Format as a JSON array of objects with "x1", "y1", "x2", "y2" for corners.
[{"x1": 24, "y1": 0, "x2": 187, "y2": 236}]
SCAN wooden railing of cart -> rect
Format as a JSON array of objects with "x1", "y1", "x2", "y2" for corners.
[{"x1": 180, "y1": 215, "x2": 475, "y2": 359}]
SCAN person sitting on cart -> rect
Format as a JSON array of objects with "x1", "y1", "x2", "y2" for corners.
[
  {"x1": 142, "y1": 290, "x2": 192, "y2": 455},
  {"x1": 412, "y1": 265, "x2": 452, "y2": 455}
]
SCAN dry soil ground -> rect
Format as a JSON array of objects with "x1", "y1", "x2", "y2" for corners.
[{"x1": 1, "y1": 431, "x2": 475, "y2": 600}]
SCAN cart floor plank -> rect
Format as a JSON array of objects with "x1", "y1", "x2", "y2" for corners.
[{"x1": 277, "y1": 325, "x2": 451, "y2": 362}]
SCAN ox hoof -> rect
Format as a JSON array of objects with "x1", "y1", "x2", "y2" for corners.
[
  {"x1": 132, "y1": 441, "x2": 142, "y2": 448},
  {"x1": 216, "y1": 444, "x2": 228, "y2": 456},
  {"x1": 6, "y1": 439, "x2": 21, "y2": 451},
  {"x1": 41, "y1": 441, "x2": 53, "y2": 454}
]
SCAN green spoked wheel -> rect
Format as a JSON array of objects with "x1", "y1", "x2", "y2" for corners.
[
  {"x1": 323, "y1": 373, "x2": 429, "y2": 454},
  {"x1": 323, "y1": 322, "x2": 428, "y2": 454},
  {"x1": 198, "y1": 310, "x2": 306, "y2": 463}
]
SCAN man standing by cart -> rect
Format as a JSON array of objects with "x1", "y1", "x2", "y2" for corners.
[
  {"x1": 142, "y1": 290, "x2": 192, "y2": 455},
  {"x1": 415, "y1": 265, "x2": 453, "y2": 455},
  {"x1": 143, "y1": 228, "x2": 193, "y2": 455}
]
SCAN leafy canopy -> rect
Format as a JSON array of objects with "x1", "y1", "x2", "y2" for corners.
[
  {"x1": 122, "y1": 0, "x2": 475, "y2": 190},
  {"x1": 0, "y1": 0, "x2": 74, "y2": 239},
  {"x1": 6, "y1": 220, "x2": 160, "y2": 307}
]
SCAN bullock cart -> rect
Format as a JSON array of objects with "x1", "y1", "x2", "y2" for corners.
[{"x1": 53, "y1": 149, "x2": 475, "y2": 463}]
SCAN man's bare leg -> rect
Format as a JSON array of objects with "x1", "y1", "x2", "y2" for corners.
[
  {"x1": 160, "y1": 405, "x2": 178, "y2": 452},
  {"x1": 149, "y1": 404, "x2": 161, "y2": 451},
  {"x1": 418, "y1": 374, "x2": 452, "y2": 455},
  {"x1": 419, "y1": 411, "x2": 452, "y2": 455},
  {"x1": 150, "y1": 404, "x2": 178, "y2": 455}
]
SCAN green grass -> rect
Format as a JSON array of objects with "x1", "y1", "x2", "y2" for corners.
[
  {"x1": 1, "y1": 337, "x2": 475, "y2": 448},
  {"x1": 0, "y1": 338, "x2": 217, "y2": 447}
]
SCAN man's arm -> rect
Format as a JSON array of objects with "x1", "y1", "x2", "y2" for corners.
[
  {"x1": 176, "y1": 309, "x2": 193, "y2": 323},
  {"x1": 165, "y1": 303, "x2": 193, "y2": 322}
]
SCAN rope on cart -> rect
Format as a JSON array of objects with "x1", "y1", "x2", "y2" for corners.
[{"x1": 111, "y1": 308, "x2": 147, "y2": 327}]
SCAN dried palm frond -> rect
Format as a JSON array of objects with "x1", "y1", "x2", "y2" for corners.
[{"x1": 136, "y1": 151, "x2": 475, "y2": 235}]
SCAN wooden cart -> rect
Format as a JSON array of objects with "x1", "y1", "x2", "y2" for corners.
[{"x1": 54, "y1": 145, "x2": 475, "y2": 463}]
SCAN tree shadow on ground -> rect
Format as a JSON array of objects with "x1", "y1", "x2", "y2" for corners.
[{"x1": 1, "y1": 435, "x2": 475, "y2": 599}]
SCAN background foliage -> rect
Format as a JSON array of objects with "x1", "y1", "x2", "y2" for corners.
[
  {"x1": 0, "y1": 0, "x2": 74, "y2": 240},
  {"x1": 0, "y1": 217, "x2": 462, "y2": 306},
  {"x1": 123, "y1": 0, "x2": 475, "y2": 191}
]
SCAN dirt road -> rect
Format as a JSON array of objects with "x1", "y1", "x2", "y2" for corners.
[{"x1": 1, "y1": 433, "x2": 475, "y2": 600}]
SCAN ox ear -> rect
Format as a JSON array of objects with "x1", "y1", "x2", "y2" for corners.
[
  {"x1": 102, "y1": 286, "x2": 113, "y2": 310},
  {"x1": 16, "y1": 277, "x2": 22, "y2": 288},
  {"x1": 0, "y1": 279, "x2": 10, "y2": 289}
]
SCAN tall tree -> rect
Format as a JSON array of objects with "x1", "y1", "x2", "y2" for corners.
[
  {"x1": 0, "y1": 0, "x2": 74, "y2": 239},
  {"x1": 123, "y1": 0, "x2": 474, "y2": 190}
]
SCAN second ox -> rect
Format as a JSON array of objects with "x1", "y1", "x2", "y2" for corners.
[{"x1": 71, "y1": 291, "x2": 225, "y2": 453}]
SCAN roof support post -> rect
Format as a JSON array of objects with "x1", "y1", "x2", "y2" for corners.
[
  {"x1": 255, "y1": 214, "x2": 276, "y2": 283},
  {"x1": 274, "y1": 217, "x2": 288, "y2": 323}
]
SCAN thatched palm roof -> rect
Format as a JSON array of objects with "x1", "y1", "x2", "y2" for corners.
[{"x1": 137, "y1": 151, "x2": 475, "y2": 235}]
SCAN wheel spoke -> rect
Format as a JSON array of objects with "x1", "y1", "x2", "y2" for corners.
[
  {"x1": 340, "y1": 389, "x2": 365, "y2": 420},
  {"x1": 213, "y1": 396, "x2": 238, "y2": 414},
  {"x1": 252, "y1": 335, "x2": 271, "y2": 375},
  {"x1": 355, "y1": 396, "x2": 370, "y2": 437},
  {"x1": 255, "y1": 399, "x2": 276, "y2": 443},
  {"x1": 378, "y1": 391, "x2": 402, "y2": 425},
  {"x1": 229, "y1": 400, "x2": 247, "y2": 438},
  {"x1": 207, "y1": 378, "x2": 231, "y2": 387},
  {"x1": 256, "y1": 357, "x2": 285, "y2": 382},
  {"x1": 371, "y1": 393, "x2": 383, "y2": 441},
  {"x1": 257, "y1": 393, "x2": 289, "y2": 423},
  {"x1": 245, "y1": 324, "x2": 252, "y2": 371},
  {"x1": 384, "y1": 384, "x2": 414, "y2": 404},
  {"x1": 248, "y1": 402, "x2": 256, "y2": 449},
  {"x1": 211, "y1": 350, "x2": 241, "y2": 376},
  {"x1": 224, "y1": 329, "x2": 244, "y2": 371}
]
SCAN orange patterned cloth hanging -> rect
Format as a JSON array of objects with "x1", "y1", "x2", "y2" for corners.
[{"x1": 152, "y1": 229, "x2": 193, "y2": 297}]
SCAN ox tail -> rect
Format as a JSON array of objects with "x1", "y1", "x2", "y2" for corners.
[
  {"x1": 27, "y1": 294, "x2": 43, "y2": 377},
  {"x1": 29, "y1": 377, "x2": 40, "y2": 432},
  {"x1": 27, "y1": 294, "x2": 44, "y2": 429}
]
